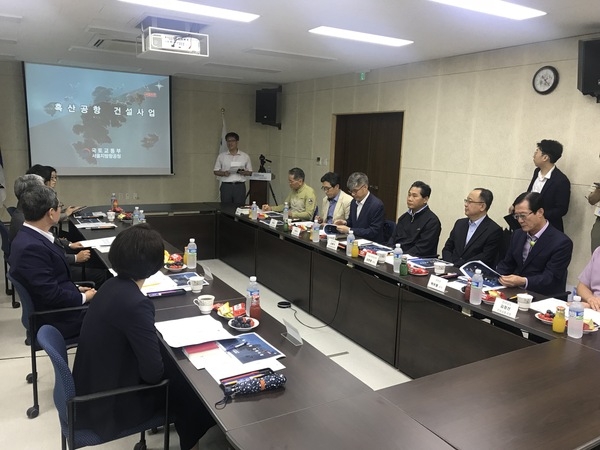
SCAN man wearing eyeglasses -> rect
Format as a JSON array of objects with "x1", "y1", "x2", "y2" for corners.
[
  {"x1": 262, "y1": 167, "x2": 316, "y2": 220},
  {"x1": 315, "y1": 172, "x2": 352, "y2": 224},
  {"x1": 441, "y1": 188, "x2": 502, "y2": 267},
  {"x1": 386, "y1": 181, "x2": 441, "y2": 257},
  {"x1": 334, "y1": 172, "x2": 385, "y2": 243},
  {"x1": 497, "y1": 192, "x2": 572, "y2": 296},
  {"x1": 213, "y1": 132, "x2": 253, "y2": 205}
]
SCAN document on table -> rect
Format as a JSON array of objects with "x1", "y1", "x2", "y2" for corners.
[
  {"x1": 78, "y1": 236, "x2": 116, "y2": 249},
  {"x1": 74, "y1": 222, "x2": 117, "y2": 229},
  {"x1": 141, "y1": 271, "x2": 177, "y2": 294},
  {"x1": 155, "y1": 316, "x2": 234, "y2": 348}
]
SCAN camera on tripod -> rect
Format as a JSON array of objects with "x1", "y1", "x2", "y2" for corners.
[{"x1": 259, "y1": 154, "x2": 272, "y2": 173}]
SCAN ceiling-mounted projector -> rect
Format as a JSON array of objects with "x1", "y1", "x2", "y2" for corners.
[{"x1": 140, "y1": 26, "x2": 209, "y2": 57}]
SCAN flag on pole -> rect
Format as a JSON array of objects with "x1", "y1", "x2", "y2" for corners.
[
  {"x1": 219, "y1": 109, "x2": 228, "y2": 154},
  {"x1": 0, "y1": 147, "x2": 6, "y2": 203}
]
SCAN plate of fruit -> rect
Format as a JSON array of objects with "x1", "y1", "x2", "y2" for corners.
[
  {"x1": 535, "y1": 310, "x2": 555, "y2": 325},
  {"x1": 482, "y1": 290, "x2": 507, "y2": 305},
  {"x1": 164, "y1": 253, "x2": 186, "y2": 272},
  {"x1": 408, "y1": 266, "x2": 429, "y2": 276},
  {"x1": 567, "y1": 318, "x2": 599, "y2": 334},
  {"x1": 228, "y1": 316, "x2": 259, "y2": 331}
]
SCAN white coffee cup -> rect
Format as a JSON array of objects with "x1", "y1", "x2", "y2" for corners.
[
  {"x1": 434, "y1": 262, "x2": 445, "y2": 275},
  {"x1": 517, "y1": 293, "x2": 533, "y2": 311},
  {"x1": 106, "y1": 211, "x2": 116, "y2": 221},
  {"x1": 193, "y1": 295, "x2": 215, "y2": 314},
  {"x1": 187, "y1": 275, "x2": 204, "y2": 293},
  {"x1": 377, "y1": 250, "x2": 387, "y2": 264}
]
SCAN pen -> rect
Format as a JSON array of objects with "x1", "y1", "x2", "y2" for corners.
[
  {"x1": 509, "y1": 295, "x2": 518, "y2": 300},
  {"x1": 225, "y1": 342, "x2": 248, "y2": 352}
]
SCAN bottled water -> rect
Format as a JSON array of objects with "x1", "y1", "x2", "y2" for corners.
[
  {"x1": 186, "y1": 238, "x2": 197, "y2": 269},
  {"x1": 251, "y1": 201, "x2": 258, "y2": 221},
  {"x1": 346, "y1": 230, "x2": 355, "y2": 257},
  {"x1": 393, "y1": 244, "x2": 403, "y2": 273},
  {"x1": 132, "y1": 206, "x2": 140, "y2": 225},
  {"x1": 138, "y1": 209, "x2": 145, "y2": 223},
  {"x1": 110, "y1": 193, "x2": 117, "y2": 210},
  {"x1": 469, "y1": 269, "x2": 483, "y2": 305},
  {"x1": 283, "y1": 202, "x2": 289, "y2": 222},
  {"x1": 312, "y1": 220, "x2": 320, "y2": 243},
  {"x1": 568, "y1": 295, "x2": 584, "y2": 339},
  {"x1": 246, "y1": 276, "x2": 259, "y2": 316}
]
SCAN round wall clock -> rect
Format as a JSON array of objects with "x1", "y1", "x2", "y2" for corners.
[{"x1": 532, "y1": 66, "x2": 559, "y2": 95}]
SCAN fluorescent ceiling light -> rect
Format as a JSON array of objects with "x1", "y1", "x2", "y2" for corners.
[
  {"x1": 118, "y1": 0, "x2": 259, "y2": 23},
  {"x1": 429, "y1": 0, "x2": 546, "y2": 20},
  {"x1": 309, "y1": 26, "x2": 413, "y2": 47}
]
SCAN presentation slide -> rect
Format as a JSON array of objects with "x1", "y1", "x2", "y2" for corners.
[{"x1": 24, "y1": 63, "x2": 173, "y2": 176}]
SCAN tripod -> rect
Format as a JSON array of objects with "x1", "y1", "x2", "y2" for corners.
[{"x1": 245, "y1": 155, "x2": 278, "y2": 205}]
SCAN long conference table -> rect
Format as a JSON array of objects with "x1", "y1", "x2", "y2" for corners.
[{"x1": 72, "y1": 203, "x2": 600, "y2": 450}]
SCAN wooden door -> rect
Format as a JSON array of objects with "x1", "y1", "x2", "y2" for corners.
[{"x1": 333, "y1": 112, "x2": 403, "y2": 221}]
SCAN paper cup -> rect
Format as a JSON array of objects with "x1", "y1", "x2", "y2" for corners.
[
  {"x1": 106, "y1": 211, "x2": 116, "y2": 221},
  {"x1": 377, "y1": 250, "x2": 387, "y2": 264},
  {"x1": 193, "y1": 295, "x2": 215, "y2": 314},
  {"x1": 433, "y1": 262, "x2": 445, "y2": 275},
  {"x1": 517, "y1": 293, "x2": 533, "y2": 311}
]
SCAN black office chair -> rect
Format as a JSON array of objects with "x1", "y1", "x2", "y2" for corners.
[
  {"x1": 383, "y1": 219, "x2": 396, "y2": 244},
  {"x1": 0, "y1": 221, "x2": 18, "y2": 307},
  {"x1": 6, "y1": 206, "x2": 16, "y2": 217},
  {"x1": 37, "y1": 324, "x2": 170, "y2": 450},
  {"x1": 8, "y1": 273, "x2": 86, "y2": 419}
]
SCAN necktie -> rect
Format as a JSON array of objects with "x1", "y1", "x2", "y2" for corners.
[{"x1": 523, "y1": 236, "x2": 537, "y2": 261}]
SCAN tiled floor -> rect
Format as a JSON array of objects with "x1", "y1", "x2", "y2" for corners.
[{"x1": 0, "y1": 259, "x2": 410, "y2": 449}]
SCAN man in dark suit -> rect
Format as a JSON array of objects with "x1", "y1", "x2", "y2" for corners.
[
  {"x1": 442, "y1": 188, "x2": 502, "y2": 267},
  {"x1": 497, "y1": 192, "x2": 572, "y2": 296},
  {"x1": 334, "y1": 172, "x2": 385, "y2": 243},
  {"x1": 387, "y1": 181, "x2": 441, "y2": 257},
  {"x1": 510, "y1": 139, "x2": 570, "y2": 232},
  {"x1": 8, "y1": 185, "x2": 96, "y2": 338}
]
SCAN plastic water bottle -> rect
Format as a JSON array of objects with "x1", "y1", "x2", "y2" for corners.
[
  {"x1": 568, "y1": 295, "x2": 584, "y2": 339},
  {"x1": 138, "y1": 209, "x2": 145, "y2": 223},
  {"x1": 246, "y1": 276, "x2": 259, "y2": 316},
  {"x1": 186, "y1": 238, "x2": 197, "y2": 269},
  {"x1": 283, "y1": 202, "x2": 289, "y2": 223},
  {"x1": 469, "y1": 269, "x2": 483, "y2": 305},
  {"x1": 346, "y1": 230, "x2": 355, "y2": 257},
  {"x1": 393, "y1": 244, "x2": 403, "y2": 273},
  {"x1": 132, "y1": 206, "x2": 140, "y2": 224},
  {"x1": 312, "y1": 220, "x2": 320, "y2": 243},
  {"x1": 251, "y1": 201, "x2": 258, "y2": 221},
  {"x1": 110, "y1": 193, "x2": 117, "y2": 210}
]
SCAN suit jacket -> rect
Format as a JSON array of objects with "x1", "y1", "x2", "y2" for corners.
[
  {"x1": 442, "y1": 215, "x2": 502, "y2": 267},
  {"x1": 496, "y1": 224, "x2": 573, "y2": 296},
  {"x1": 8, "y1": 225, "x2": 84, "y2": 338},
  {"x1": 73, "y1": 277, "x2": 164, "y2": 440},
  {"x1": 320, "y1": 190, "x2": 352, "y2": 224},
  {"x1": 527, "y1": 167, "x2": 570, "y2": 232},
  {"x1": 347, "y1": 192, "x2": 385, "y2": 243}
]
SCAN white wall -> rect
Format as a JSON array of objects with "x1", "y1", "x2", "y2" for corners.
[{"x1": 274, "y1": 35, "x2": 600, "y2": 287}]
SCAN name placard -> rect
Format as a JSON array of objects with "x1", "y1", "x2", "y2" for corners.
[
  {"x1": 427, "y1": 275, "x2": 448, "y2": 293},
  {"x1": 364, "y1": 252, "x2": 379, "y2": 267},
  {"x1": 492, "y1": 299, "x2": 519, "y2": 319},
  {"x1": 269, "y1": 219, "x2": 278, "y2": 228},
  {"x1": 235, "y1": 207, "x2": 242, "y2": 216},
  {"x1": 326, "y1": 239, "x2": 339, "y2": 251},
  {"x1": 291, "y1": 227, "x2": 301, "y2": 237}
]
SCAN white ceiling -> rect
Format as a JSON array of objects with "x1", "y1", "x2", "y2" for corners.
[{"x1": 1, "y1": 0, "x2": 600, "y2": 85}]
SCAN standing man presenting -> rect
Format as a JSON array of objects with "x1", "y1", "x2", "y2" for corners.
[
  {"x1": 213, "y1": 132, "x2": 253, "y2": 205},
  {"x1": 316, "y1": 172, "x2": 352, "y2": 224}
]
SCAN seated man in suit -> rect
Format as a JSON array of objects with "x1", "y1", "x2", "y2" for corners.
[
  {"x1": 497, "y1": 192, "x2": 572, "y2": 296},
  {"x1": 316, "y1": 172, "x2": 352, "y2": 224},
  {"x1": 8, "y1": 185, "x2": 96, "y2": 339},
  {"x1": 334, "y1": 172, "x2": 385, "y2": 243},
  {"x1": 508, "y1": 139, "x2": 570, "y2": 232},
  {"x1": 262, "y1": 167, "x2": 317, "y2": 220},
  {"x1": 387, "y1": 181, "x2": 441, "y2": 257},
  {"x1": 442, "y1": 188, "x2": 502, "y2": 267}
]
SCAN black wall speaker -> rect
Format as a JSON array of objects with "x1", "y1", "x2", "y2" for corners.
[
  {"x1": 255, "y1": 86, "x2": 282, "y2": 129},
  {"x1": 578, "y1": 39, "x2": 600, "y2": 99}
]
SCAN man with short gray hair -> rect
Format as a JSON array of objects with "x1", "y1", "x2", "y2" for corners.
[{"x1": 335, "y1": 172, "x2": 385, "y2": 243}]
